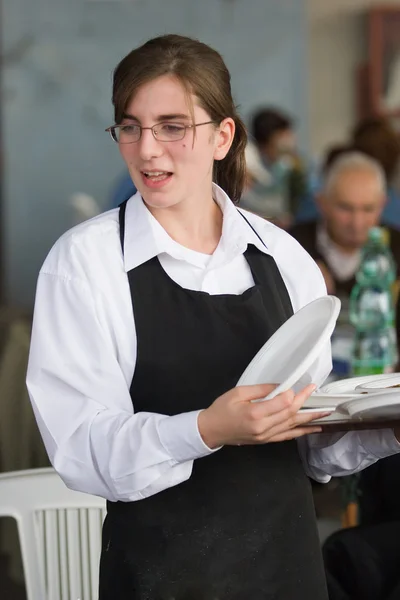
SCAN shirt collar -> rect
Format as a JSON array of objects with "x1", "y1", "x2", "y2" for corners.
[
  {"x1": 316, "y1": 222, "x2": 361, "y2": 282},
  {"x1": 122, "y1": 183, "x2": 270, "y2": 272}
]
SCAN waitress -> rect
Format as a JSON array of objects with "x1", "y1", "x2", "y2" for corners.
[{"x1": 27, "y1": 34, "x2": 400, "y2": 600}]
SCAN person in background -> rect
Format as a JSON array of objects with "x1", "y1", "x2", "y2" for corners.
[
  {"x1": 289, "y1": 152, "x2": 400, "y2": 300},
  {"x1": 323, "y1": 514, "x2": 400, "y2": 600},
  {"x1": 242, "y1": 107, "x2": 308, "y2": 228},
  {"x1": 322, "y1": 144, "x2": 355, "y2": 177},
  {"x1": 239, "y1": 141, "x2": 272, "y2": 216},
  {"x1": 294, "y1": 143, "x2": 356, "y2": 225},
  {"x1": 324, "y1": 329, "x2": 400, "y2": 600},
  {"x1": 296, "y1": 116, "x2": 400, "y2": 228},
  {"x1": 352, "y1": 116, "x2": 400, "y2": 230},
  {"x1": 318, "y1": 153, "x2": 400, "y2": 600}
]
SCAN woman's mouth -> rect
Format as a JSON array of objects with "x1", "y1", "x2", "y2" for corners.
[{"x1": 141, "y1": 170, "x2": 173, "y2": 189}]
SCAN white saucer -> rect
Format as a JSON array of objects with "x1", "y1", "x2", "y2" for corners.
[
  {"x1": 355, "y1": 373, "x2": 400, "y2": 393},
  {"x1": 305, "y1": 392, "x2": 358, "y2": 407},
  {"x1": 237, "y1": 295, "x2": 341, "y2": 401},
  {"x1": 320, "y1": 374, "x2": 385, "y2": 395},
  {"x1": 299, "y1": 392, "x2": 356, "y2": 415},
  {"x1": 337, "y1": 390, "x2": 400, "y2": 418}
]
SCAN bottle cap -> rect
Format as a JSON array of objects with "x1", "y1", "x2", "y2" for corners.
[{"x1": 368, "y1": 226, "x2": 383, "y2": 243}]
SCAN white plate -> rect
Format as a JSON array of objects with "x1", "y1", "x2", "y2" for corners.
[
  {"x1": 298, "y1": 406, "x2": 337, "y2": 414},
  {"x1": 311, "y1": 411, "x2": 355, "y2": 424},
  {"x1": 337, "y1": 390, "x2": 400, "y2": 418},
  {"x1": 320, "y1": 374, "x2": 386, "y2": 395},
  {"x1": 355, "y1": 373, "x2": 400, "y2": 393},
  {"x1": 305, "y1": 392, "x2": 358, "y2": 408},
  {"x1": 237, "y1": 295, "x2": 341, "y2": 401},
  {"x1": 299, "y1": 392, "x2": 356, "y2": 415}
]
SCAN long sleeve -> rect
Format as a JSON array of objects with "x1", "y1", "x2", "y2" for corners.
[
  {"x1": 298, "y1": 429, "x2": 400, "y2": 482},
  {"x1": 27, "y1": 272, "x2": 215, "y2": 502},
  {"x1": 276, "y1": 228, "x2": 400, "y2": 481},
  {"x1": 296, "y1": 314, "x2": 400, "y2": 481}
]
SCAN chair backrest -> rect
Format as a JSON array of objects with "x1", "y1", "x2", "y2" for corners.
[
  {"x1": 0, "y1": 319, "x2": 49, "y2": 473},
  {"x1": 0, "y1": 467, "x2": 106, "y2": 600}
]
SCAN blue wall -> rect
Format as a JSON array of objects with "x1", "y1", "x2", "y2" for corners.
[{"x1": 3, "y1": 0, "x2": 308, "y2": 306}]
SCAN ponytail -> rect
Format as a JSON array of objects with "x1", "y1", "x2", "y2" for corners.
[{"x1": 213, "y1": 116, "x2": 247, "y2": 204}]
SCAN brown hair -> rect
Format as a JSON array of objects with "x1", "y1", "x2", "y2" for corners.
[
  {"x1": 322, "y1": 144, "x2": 355, "y2": 176},
  {"x1": 251, "y1": 108, "x2": 293, "y2": 145},
  {"x1": 352, "y1": 116, "x2": 400, "y2": 182},
  {"x1": 112, "y1": 34, "x2": 247, "y2": 203}
]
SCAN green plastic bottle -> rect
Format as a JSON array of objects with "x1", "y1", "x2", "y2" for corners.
[{"x1": 349, "y1": 227, "x2": 397, "y2": 376}]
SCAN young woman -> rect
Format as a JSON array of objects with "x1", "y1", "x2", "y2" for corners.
[{"x1": 27, "y1": 35, "x2": 400, "y2": 600}]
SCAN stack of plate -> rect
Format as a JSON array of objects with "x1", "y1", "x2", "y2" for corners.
[
  {"x1": 236, "y1": 293, "x2": 400, "y2": 420},
  {"x1": 320, "y1": 374, "x2": 400, "y2": 419}
]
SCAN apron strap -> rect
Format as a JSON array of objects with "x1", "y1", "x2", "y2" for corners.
[
  {"x1": 118, "y1": 200, "x2": 128, "y2": 255},
  {"x1": 237, "y1": 209, "x2": 268, "y2": 250}
]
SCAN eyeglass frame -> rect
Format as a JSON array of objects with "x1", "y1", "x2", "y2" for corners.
[{"x1": 105, "y1": 120, "x2": 217, "y2": 144}]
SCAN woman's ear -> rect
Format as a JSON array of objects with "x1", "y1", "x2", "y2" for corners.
[{"x1": 214, "y1": 118, "x2": 235, "y2": 161}]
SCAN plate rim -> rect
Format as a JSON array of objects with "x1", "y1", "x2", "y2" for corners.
[
  {"x1": 338, "y1": 389, "x2": 400, "y2": 417},
  {"x1": 237, "y1": 295, "x2": 340, "y2": 400},
  {"x1": 355, "y1": 373, "x2": 400, "y2": 392},
  {"x1": 320, "y1": 373, "x2": 388, "y2": 394}
]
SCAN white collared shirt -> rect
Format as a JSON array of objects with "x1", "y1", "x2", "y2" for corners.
[
  {"x1": 26, "y1": 184, "x2": 400, "y2": 501},
  {"x1": 317, "y1": 223, "x2": 361, "y2": 282}
]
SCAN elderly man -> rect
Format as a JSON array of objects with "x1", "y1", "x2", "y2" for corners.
[
  {"x1": 289, "y1": 152, "x2": 400, "y2": 300},
  {"x1": 292, "y1": 152, "x2": 400, "y2": 600}
]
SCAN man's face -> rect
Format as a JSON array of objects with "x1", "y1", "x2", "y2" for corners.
[{"x1": 319, "y1": 169, "x2": 386, "y2": 250}]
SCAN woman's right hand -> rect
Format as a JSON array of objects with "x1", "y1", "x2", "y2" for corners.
[{"x1": 197, "y1": 383, "x2": 329, "y2": 449}]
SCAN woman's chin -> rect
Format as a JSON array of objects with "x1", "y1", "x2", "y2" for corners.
[{"x1": 140, "y1": 190, "x2": 182, "y2": 211}]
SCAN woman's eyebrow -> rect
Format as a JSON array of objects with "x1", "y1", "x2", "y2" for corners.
[{"x1": 122, "y1": 113, "x2": 190, "y2": 122}]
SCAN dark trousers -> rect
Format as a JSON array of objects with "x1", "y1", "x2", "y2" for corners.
[{"x1": 323, "y1": 521, "x2": 400, "y2": 600}]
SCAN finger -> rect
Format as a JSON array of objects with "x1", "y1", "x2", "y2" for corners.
[
  {"x1": 237, "y1": 383, "x2": 279, "y2": 402},
  {"x1": 278, "y1": 409, "x2": 332, "y2": 431},
  {"x1": 254, "y1": 410, "x2": 330, "y2": 441},
  {"x1": 290, "y1": 384, "x2": 318, "y2": 411},
  {"x1": 252, "y1": 383, "x2": 317, "y2": 419},
  {"x1": 251, "y1": 388, "x2": 296, "y2": 418},
  {"x1": 248, "y1": 397, "x2": 303, "y2": 433},
  {"x1": 272, "y1": 384, "x2": 319, "y2": 418},
  {"x1": 268, "y1": 426, "x2": 323, "y2": 442},
  {"x1": 267, "y1": 387, "x2": 314, "y2": 420},
  {"x1": 251, "y1": 388, "x2": 319, "y2": 428},
  {"x1": 292, "y1": 410, "x2": 333, "y2": 426}
]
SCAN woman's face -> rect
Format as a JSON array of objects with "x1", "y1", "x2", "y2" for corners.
[{"x1": 118, "y1": 74, "x2": 233, "y2": 211}]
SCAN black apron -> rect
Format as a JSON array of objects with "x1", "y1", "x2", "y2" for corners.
[{"x1": 99, "y1": 202, "x2": 328, "y2": 600}]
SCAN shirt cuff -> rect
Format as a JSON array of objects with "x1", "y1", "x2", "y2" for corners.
[
  {"x1": 157, "y1": 410, "x2": 220, "y2": 463},
  {"x1": 360, "y1": 428, "x2": 400, "y2": 460}
]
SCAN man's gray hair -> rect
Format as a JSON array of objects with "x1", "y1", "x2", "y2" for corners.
[{"x1": 323, "y1": 152, "x2": 386, "y2": 197}]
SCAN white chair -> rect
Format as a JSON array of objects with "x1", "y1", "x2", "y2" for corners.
[
  {"x1": 0, "y1": 467, "x2": 106, "y2": 600},
  {"x1": 0, "y1": 318, "x2": 49, "y2": 473}
]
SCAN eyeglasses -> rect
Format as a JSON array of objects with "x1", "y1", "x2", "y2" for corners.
[{"x1": 105, "y1": 120, "x2": 215, "y2": 144}]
